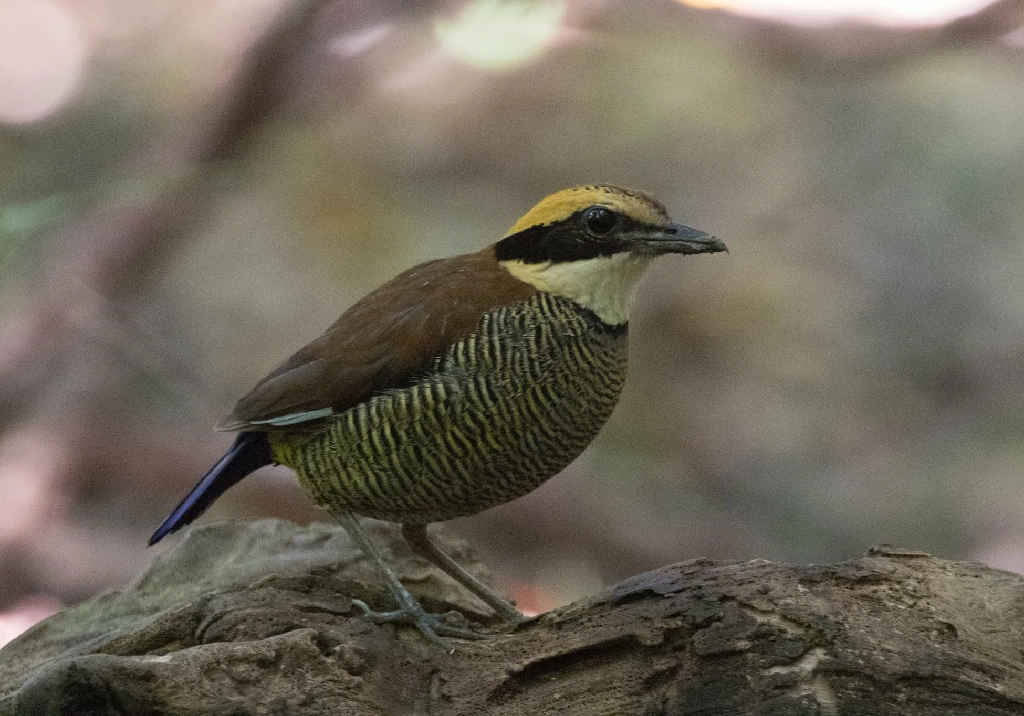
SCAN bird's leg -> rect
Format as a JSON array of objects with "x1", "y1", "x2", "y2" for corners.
[
  {"x1": 401, "y1": 523, "x2": 524, "y2": 625},
  {"x1": 336, "y1": 512, "x2": 484, "y2": 647}
]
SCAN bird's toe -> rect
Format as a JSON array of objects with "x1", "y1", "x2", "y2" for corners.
[{"x1": 350, "y1": 598, "x2": 486, "y2": 647}]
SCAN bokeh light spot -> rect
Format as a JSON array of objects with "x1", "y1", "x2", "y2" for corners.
[
  {"x1": 0, "y1": 0, "x2": 86, "y2": 124},
  {"x1": 681, "y1": 0, "x2": 992, "y2": 27},
  {"x1": 435, "y1": 0, "x2": 567, "y2": 70},
  {"x1": 331, "y1": 23, "x2": 393, "y2": 58},
  {"x1": 0, "y1": 595, "x2": 62, "y2": 649}
]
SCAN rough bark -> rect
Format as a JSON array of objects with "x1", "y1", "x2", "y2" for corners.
[{"x1": 1, "y1": 520, "x2": 1023, "y2": 715}]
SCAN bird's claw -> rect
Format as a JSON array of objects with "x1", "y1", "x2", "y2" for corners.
[{"x1": 350, "y1": 599, "x2": 485, "y2": 647}]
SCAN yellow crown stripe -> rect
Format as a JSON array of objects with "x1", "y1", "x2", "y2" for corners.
[{"x1": 503, "y1": 185, "x2": 667, "y2": 237}]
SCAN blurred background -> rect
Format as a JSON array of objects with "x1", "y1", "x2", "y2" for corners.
[{"x1": 2, "y1": 0, "x2": 1023, "y2": 644}]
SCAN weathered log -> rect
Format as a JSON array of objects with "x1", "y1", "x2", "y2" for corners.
[{"x1": 1, "y1": 519, "x2": 1023, "y2": 715}]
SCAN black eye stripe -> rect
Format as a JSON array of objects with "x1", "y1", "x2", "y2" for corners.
[{"x1": 496, "y1": 210, "x2": 655, "y2": 264}]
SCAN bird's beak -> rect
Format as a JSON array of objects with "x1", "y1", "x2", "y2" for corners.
[{"x1": 641, "y1": 221, "x2": 727, "y2": 256}]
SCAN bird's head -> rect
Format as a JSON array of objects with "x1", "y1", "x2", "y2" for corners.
[{"x1": 494, "y1": 185, "x2": 725, "y2": 325}]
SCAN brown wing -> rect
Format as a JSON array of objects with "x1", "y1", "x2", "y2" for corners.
[{"x1": 220, "y1": 247, "x2": 536, "y2": 430}]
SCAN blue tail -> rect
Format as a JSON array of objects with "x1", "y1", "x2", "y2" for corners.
[{"x1": 148, "y1": 432, "x2": 272, "y2": 546}]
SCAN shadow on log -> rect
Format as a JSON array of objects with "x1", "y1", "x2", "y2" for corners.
[{"x1": 2, "y1": 519, "x2": 1023, "y2": 715}]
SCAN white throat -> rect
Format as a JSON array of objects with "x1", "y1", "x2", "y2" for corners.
[{"x1": 501, "y1": 254, "x2": 654, "y2": 325}]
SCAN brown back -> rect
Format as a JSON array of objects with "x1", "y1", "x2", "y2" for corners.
[{"x1": 222, "y1": 247, "x2": 536, "y2": 429}]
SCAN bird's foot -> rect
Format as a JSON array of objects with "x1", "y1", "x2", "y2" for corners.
[
  {"x1": 351, "y1": 598, "x2": 485, "y2": 648},
  {"x1": 489, "y1": 610, "x2": 527, "y2": 633}
]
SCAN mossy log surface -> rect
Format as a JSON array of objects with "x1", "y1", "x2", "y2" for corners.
[{"x1": 2, "y1": 519, "x2": 1023, "y2": 715}]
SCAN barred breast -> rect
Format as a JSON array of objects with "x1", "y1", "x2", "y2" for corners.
[{"x1": 269, "y1": 293, "x2": 629, "y2": 524}]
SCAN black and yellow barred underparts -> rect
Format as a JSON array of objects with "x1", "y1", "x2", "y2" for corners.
[{"x1": 269, "y1": 293, "x2": 629, "y2": 524}]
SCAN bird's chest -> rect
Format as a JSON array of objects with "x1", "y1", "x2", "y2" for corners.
[
  {"x1": 282, "y1": 295, "x2": 629, "y2": 522},
  {"x1": 432, "y1": 294, "x2": 629, "y2": 416}
]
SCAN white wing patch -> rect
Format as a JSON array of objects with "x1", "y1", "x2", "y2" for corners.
[{"x1": 248, "y1": 408, "x2": 334, "y2": 427}]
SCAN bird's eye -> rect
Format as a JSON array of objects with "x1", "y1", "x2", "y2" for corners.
[{"x1": 583, "y1": 207, "x2": 616, "y2": 235}]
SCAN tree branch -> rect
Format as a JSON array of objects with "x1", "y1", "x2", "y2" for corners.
[{"x1": 2, "y1": 520, "x2": 1022, "y2": 714}]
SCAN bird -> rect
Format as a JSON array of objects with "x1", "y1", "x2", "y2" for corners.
[{"x1": 149, "y1": 185, "x2": 725, "y2": 645}]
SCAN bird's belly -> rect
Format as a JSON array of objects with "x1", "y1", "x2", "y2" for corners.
[{"x1": 271, "y1": 324, "x2": 628, "y2": 524}]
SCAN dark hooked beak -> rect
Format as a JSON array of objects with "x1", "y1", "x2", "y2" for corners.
[{"x1": 642, "y1": 221, "x2": 727, "y2": 256}]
